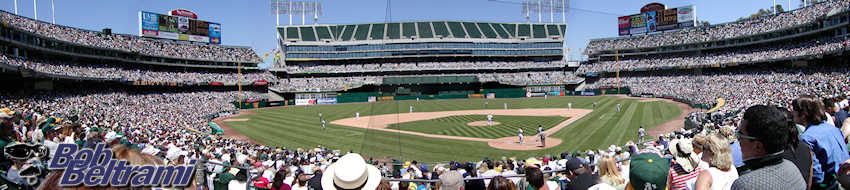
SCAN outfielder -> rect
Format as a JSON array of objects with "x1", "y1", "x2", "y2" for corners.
[
  {"x1": 504, "y1": 103, "x2": 508, "y2": 110},
  {"x1": 356, "y1": 112, "x2": 360, "y2": 119},
  {"x1": 568, "y1": 102, "x2": 572, "y2": 109},
  {"x1": 617, "y1": 103, "x2": 621, "y2": 112},
  {"x1": 409, "y1": 105, "x2": 413, "y2": 113},
  {"x1": 321, "y1": 119, "x2": 326, "y2": 132}
]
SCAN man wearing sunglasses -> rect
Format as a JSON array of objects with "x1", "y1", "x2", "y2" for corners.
[{"x1": 731, "y1": 105, "x2": 806, "y2": 190}]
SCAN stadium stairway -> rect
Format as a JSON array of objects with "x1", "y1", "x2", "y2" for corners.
[{"x1": 266, "y1": 92, "x2": 286, "y2": 102}]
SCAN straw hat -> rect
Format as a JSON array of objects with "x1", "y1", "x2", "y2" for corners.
[{"x1": 321, "y1": 153, "x2": 381, "y2": 190}]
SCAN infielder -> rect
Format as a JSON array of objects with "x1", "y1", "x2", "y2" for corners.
[
  {"x1": 538, "y1": 129, "x2": 546, "y2": 147},
  {"x1": 518, "y1": 128, "x2": 524, "y2": 143},
  {"x1": 356, "y1": 112, "x2": 360, "y2": 119},
  {"x1": 504, "y1": 103, "x2": 507, "y2": 110},
  {"x1": 617, "y1": 103, "x2": 621, "y2": 112},
  {"x1": 321, "y1": 119, "x2": 326, "y2": 132},
  {"x1": 409, "y1": 105, "x2": 413, "y2": 113},
  {"x1": 593, "y1": 102, "x2": 597, "y2": 109},
  {"x1": 487, "y1": 114, "x2": 494, "y2": 126},
  {"x1": 638, "y1": 125, "x2": 646, "y2": 143},
  {"x1": 568, "y1": 102, "x2": 572, "y2": 109}
]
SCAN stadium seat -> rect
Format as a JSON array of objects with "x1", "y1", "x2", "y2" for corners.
[
  {"x1": 286, "y1": 27, "x2": 300, "y2": 40},
  {"x1": 387, "y1": 23, "x2": 401, "y2": 39},
  {"x1": 447, "y1": 22, "x2": 467, "y2": 38},
  {"x1": 463, "y1": 22, "x2": 483, "y2": 38},
  {"x1": 477, "y1": 23, "x2": 499, "y2": 39},
  {"x1": 403, "y1": 22, "x2": 418, "y2": 38},
  {"x1": 354, "y1": 24, "x2": 370, "y2": 41},
  {"x1": 431, "y1": 21, "x2": 450, "y2": 38},
  {"x1": 316, "y1": 26, "x2": 333, "y2": 40},
  {"x1": 340, "y1": 25, "x2": 356, "y2": 41},
  {"x1": 300, "y1": 27, "x2": 317, "y2": 41},
  {"x1": 532, "y1": 24, "x2": 546, "y2": 38},
  {"x1": 546, "y1": 24, "x2": 560, "y2": 37},
  {"x1": 503, "y1": 24, "x2": 518, "y2": 37},
  {"x1": 491, "y1": 23, "x2": 512, "y2": 39},
  {"x1": 370, "y1": 23, "x2": 386, "y2": 40}
]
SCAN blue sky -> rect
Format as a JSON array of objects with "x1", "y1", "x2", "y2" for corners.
[{"x1": 2, "y1": 0, "x2": 797, "y2": 67}]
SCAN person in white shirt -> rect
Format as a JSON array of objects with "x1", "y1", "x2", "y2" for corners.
[
  {"x1": 518, "y1": 128, "x2": 524, "y2": 143},
  {"x1": 487, "y1": 114, "x2": 494, "y2": 126}
]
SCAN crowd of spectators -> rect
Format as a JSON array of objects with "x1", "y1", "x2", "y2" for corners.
[
  {"x1": 273, "y1": 71, "x2": 583, "y2": 92},
  {"x1": 0, "y1": 11, "x2": 260, "y2": 63},
  {"x1": 279, "y1": 61, "x2": 566, "y2": 74},
  {"x1": 0, "y1": 54, "x2": 274, "y2": 83},
  {"x1": 585, "y1": 0, "x2": 850, "y2": 54},
  {"x1": 579, "y1": 37, "x2": 850, "y2": 73}
]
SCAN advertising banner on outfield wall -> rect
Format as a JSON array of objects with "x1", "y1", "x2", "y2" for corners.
[
  {"x1": 548, "y1": 91, "x2": 562, "y2": 96},
  {"x1": 317, "y1": 98, "x2": 337, "y2": 104},
  {"x1": 295, "y1": 99, "x2": 316, "y2": 105},
  {"x1": 368, "y1": 96, "x2": 377, "y2": 102},
  {"x1": 581, "y1": 91, "x2": 596, "y2": 96}
]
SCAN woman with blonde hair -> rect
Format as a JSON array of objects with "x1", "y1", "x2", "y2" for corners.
[
  {"x1": 598, "y1": 156, "x2": 625, "y2": 190},
  {"x1": 694, "y1": 134, "x2": 738, "y2": 190}
]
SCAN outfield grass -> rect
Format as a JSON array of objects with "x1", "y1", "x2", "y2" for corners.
[
  {"x1": 386, "y1": 115, "x2": 568, "y2": 138},
  {"x1": 223, "y1": 96, "x2": 681, "y2": 162}
]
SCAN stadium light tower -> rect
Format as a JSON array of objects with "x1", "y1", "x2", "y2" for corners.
[
  {"x1": 520, "y1": 0, "x2": 566, "y2": 23},
  {"x1": 271, "y1": 0, "x2": 322, "y2": 25},
  {"x1": 50, "y1": 0, "x2": 54, "y2": 24},
  {"x1": 32, "y1": 0, "x2": 36, "y2": 20},
  {"x1": 14, "y1": 0, "x2": 18, "y2": 15}
]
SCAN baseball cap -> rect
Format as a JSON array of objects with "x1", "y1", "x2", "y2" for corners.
[
  {"x1": 628, "y1": 153, "x2": 670, "y2": 190},
  {"x1": 566, "y1": 158, "x2": 583, "y2": 172}
]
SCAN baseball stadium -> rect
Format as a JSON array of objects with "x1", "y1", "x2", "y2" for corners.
[{"x1": 0, "y1": 0, "x2": 849, "y2": 189}]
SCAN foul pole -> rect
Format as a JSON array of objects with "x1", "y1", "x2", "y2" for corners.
[
  {"x1": 616, "y1": 50, "x2": 620, "y2": 94},
  {"x1": 50, "y1": 0, "x2": 54, "y2": 24},
  {"x1": 33, "y1": 0, "x2": 36, "y2": 20},
  {"x1": 237, "y1": 62, "x2": 243, "y2": 109},
  {"x1": 14, "y1": 0, "x2": 18, "y2": 15}
]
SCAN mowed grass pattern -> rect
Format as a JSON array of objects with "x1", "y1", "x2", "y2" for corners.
[
  {"x1": 387, "y1": 115, "x2": 568, "y2": 138},
  {"x1": 224, "y1": 96, "x2": 681, "y2": 162}
]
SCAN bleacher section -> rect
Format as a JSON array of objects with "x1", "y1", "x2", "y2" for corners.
[
  {"x1": 387, "y1": 23, "x2": 401, "y2": 39},
  {"x1": 279, "y1": 21, "x2": 564, "y2": 42}
]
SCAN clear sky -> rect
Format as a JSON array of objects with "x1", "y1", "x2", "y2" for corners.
[{"x1": 2, "y1": 0, "x2": 798, "y2": 67}]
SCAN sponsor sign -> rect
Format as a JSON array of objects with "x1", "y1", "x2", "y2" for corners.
[
  {"x1": 640, "y1": 2, "x2": 666, "y2": 13},
  {"x1": 317, "y1": 98, "x2": 338, "y2": 104},
  {"x1": 368, "y1": 96, "x2": 377, "y2": 102},
  {"x1": 676, "y1": 5, "x2": 695, "y2": 23},
  {"x1": 657, "y1": 8, "x2": 678, "y2": 31},
  {"x1": 581, "y1": 91, "x2": 596, "y2": 96},
  {"x1": 618, "y1": 16, "x2": 631, "y2": 36},
  {"x1": 486, "y1": 93, "x2": 495, "y2": 99},
  {"x1": 253, "y1": 80, "x2": 268, "y2": 86},
  {"x1": 295, "y1": 99, "x2": 316, "y2": 105},
  {"x1": 139, "y1": 11, "x2": 220, "y2": 44},
  {"x1": 169, "y1": 9, "x2": 198, "y2": 19},
  {"x1": 644, "y1": 11, "x2": 658, "y2": 33},
  {"x1": 629, "y1": 14, "x2": 646, "y2": 34}
]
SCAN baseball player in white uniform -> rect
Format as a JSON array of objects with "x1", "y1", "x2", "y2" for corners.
[
  {"x1": 410, "y1": 105, "x2": 413, "y2": 113},
  {"x1": 321, "y1": 119, "x2": 326, "y2": 132},
  {"x1": 356, "y1": 112, "x2": 360, "y2": 119},
  {"x1": 568, "y1": 102, "x2": 572, "y2": 109},
  {"x1": 487, "y1": 114, "x2": 494, "y2": 126},
  {"x1": 617, "y1": 103, "x2": 621, "y2": 112},
  {"x1": 504, "y1": 103, "x2": 508, "y2": 110},
  {"x1": 518, "y1": 128, "x2": 524, "y2": 143}
]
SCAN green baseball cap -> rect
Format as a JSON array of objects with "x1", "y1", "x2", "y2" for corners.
[{"x1": 629, "y1": 153, "x2": 670, "y2": 190}]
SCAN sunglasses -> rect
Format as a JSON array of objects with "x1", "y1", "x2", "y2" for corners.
[
  {"x1": 4, "y1": 143, "x2": 49, "y2": 160},
  {"x1": 735, "y1": 130, "x2": 758, "y2": 141}
]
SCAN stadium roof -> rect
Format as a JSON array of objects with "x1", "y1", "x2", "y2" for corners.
[{"x1": 278, "y1": 21, "x2": 566, "y2": 44}]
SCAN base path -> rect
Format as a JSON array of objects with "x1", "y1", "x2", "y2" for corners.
[
  {"x1": 609, "y1": 95, "x2": 701, "y2": 137},
  {"x1": 331, "y1": 108, "x2": 592, "y2": 150}
]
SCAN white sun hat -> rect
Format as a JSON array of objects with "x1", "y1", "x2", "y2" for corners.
[{"x1": 321, "y1": 153, "x2": 381, "y2": 190}]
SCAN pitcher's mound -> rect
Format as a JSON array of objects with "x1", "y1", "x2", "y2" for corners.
[{"x1": 467, "y1": 121, "x2": 500, "y2": 126}]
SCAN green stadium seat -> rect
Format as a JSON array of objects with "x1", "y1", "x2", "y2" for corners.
[
  {"x1": 532, "y1": 24, "x2": 546, "y2": 38},
  {"x1": 340, "y1": 24, "x2": 356, "y2": 41},
  {"x1": 286, "y1": 27, "x2": 299, "y2": 39},
  {"x1": 315, "y1": 26, "x2": 332, "y2": 40},
  {"x1": 431, "y1": 22, "x2": 449, "y2": 38},
  {"x1": 403, "y1": 23, "x2": 417, "y2": 38},
  {"x1": 370, "y1": 23, "x2": 385, "y2": 40},
  {"x1": 463, "y1": 22, "x2": 482, "y2": 38},
  {"x1": 447, "y1": 22, "x2": 466, "y2": 38},
  {"x1": 417, "y1": 22, "x2": 434, "y2": 38},
  {"x1": 546, "y1": 24, "x2": 560, "y2": 36},
  {"x1": 517, "y1": 24, "x2": 531, "y2": 37},
  {"x1": 502, "y1": 24, "x2": 517, "y2": 37},
  {"x1": 353, "y1": 24, "x2": 370, "y2": 40},
  {"x1": 477, "y1": 23, "x2": 498, "y2": 38},
  {"x1": 329, "y1": 25, "x2": 343, "y2": 40},
  {"x1": 299, "y1": 27, "x2": 317, "y2": 41},
  {"x1": 277, "y1": 28, "x2": 286, "y2": 39},
  {"x1": 387, "y1": 23, "x2": 401, "y2": 39},
  {"x1": 491, "y1": 23, "x2": 511, "y2": 38},
  {"x1": 559, "y1": 24, "x2": 566, "y2": 37}
]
